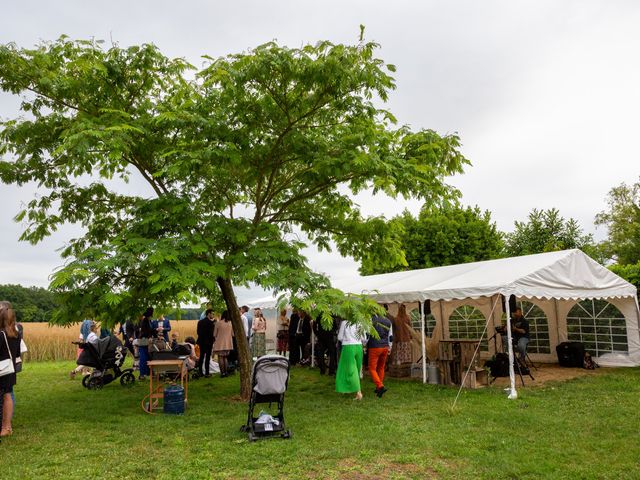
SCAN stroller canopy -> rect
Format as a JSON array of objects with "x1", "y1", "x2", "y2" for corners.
[
  {"x1": 252, "y1": 355, "x2": 289, "y2": 395},
  {"x1": 96, "y1": 335, "x2": 123, "y2": 358}
]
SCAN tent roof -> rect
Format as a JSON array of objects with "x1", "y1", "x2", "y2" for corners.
[{"x1": 334, "y1": 249, "x2": 637, "y2": 303}]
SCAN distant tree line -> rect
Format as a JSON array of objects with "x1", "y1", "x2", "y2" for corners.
[
  {"x1": 0, "y1": 285, "x2": 204, "y2": 323},
  {"x1": 0, "y1": 284, "x2": 59, "y2": 322}
]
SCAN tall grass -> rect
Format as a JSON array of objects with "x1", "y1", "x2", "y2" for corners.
[{"x1": 21, "y1": 321, "x2": 198, "y2": 361}]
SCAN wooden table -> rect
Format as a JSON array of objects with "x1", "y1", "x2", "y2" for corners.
[{"x1": 143, "y1": 359, "x2": 188, "y2": 414}]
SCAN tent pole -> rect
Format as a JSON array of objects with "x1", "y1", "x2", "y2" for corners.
[
  {"x1": 554, "y1": 298, "x2": 561, "y2": 351},
  {"x1": 634, "y1": 296, "x2": 640, "y2": 340},
  {"x1": 420, "y1": 301, "x2": 427, "y2": 384},
  {"x1": 504, "y1": 298, "x2": 517, "y2": 399}
]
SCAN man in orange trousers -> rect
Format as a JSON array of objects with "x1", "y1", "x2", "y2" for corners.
[{"x1": 367, "y1": 306, "x2": 393, "y2": 398}]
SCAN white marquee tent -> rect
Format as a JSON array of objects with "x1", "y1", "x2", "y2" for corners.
[
  {"x1": 250, "y1": 249, "x2": 640, "y2": 398},
  {"x1": 333, "y1": 249, "x2": 640, "y2": 398}
]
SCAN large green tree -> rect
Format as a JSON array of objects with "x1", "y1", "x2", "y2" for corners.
[
  {"x1": 595, "y1": 178, "x2": 640, "y2": 265},
  {"x1": 360, "y1": 203, "x2": 503, "y2": 274},
  {"x1": 0, "y1": 36, "x2": 468, "y2": 398},
  {"x1": 504, "y1": 208, "x2": 597, "y2": 259}
]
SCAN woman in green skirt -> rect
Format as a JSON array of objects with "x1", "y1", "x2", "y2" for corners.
[{"x1": 335, "y1": 319, "x2": 366, "y2": 400}]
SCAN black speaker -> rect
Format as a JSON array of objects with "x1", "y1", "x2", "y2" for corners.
[
  {"x1": 556, "y1": 342, "x2": 585, "y2": 367},
  {"x1": 485, "y1": 353, "x2": 509, "y2": 377}
]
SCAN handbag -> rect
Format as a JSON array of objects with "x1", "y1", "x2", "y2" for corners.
[
  {"x1": 15, "y1": 334, "x2": 27, "y2": 373},
  {"x1": 0, "y1": 332, "x2": 15, "y2": 378}
]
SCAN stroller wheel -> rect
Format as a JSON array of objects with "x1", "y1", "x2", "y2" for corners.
[
  {"x1": 248, "y1": 433, "x2": 257, "y2": 442},
  {"x1": 120, "y1": 372, "x2": 136, "y2": 387},
  {"x1": 82, "y1": 375, "x2": 92, "y2": 389},
  {"x1": 87, "y1": 376, "x2": 104, "y2": 390},
  {"x1": 282, "y1": 430, "x2": 293, "y2": 439}
]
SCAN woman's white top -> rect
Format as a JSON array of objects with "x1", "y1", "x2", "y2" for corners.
[
  {"x1": 87, "y1": 332, "x2": 99, "y2": 345},
  {"x1": 337, "y1": 321, "x2": 366, "y2": 346}
]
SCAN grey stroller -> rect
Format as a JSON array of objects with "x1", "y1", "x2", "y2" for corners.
[{"x1": 241, "y1": 355, "x2": 292, "y2": 441}]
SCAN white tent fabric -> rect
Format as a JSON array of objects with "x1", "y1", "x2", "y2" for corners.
[
  {"x1": 247, "y1": 295, "x2": 281, "y2": 309},
  {"x1": 334, "y1": 249, "x2": 636, "y2": 302}
]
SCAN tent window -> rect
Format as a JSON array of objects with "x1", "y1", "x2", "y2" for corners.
[
  {"x1": 518, "y1": 300, "x2": 551, "y2": 354},
  {"x1": 448, "y1": 305, "x2": 488, "y2": 351},
  {"x1": 409, "y1": 309, "x2": 437, "y2": 338},
  {"x1": 566, "y1": 300, "x2": 628, "y2": 356}
]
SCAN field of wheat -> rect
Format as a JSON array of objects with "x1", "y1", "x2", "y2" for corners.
[{"x1": 21, "y1": 321, "x2": 198, "y2": 362}]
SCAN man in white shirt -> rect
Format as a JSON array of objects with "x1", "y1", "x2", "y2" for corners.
[{"x1": 240, "y1": 306, "x2": 250, "y2": 341}]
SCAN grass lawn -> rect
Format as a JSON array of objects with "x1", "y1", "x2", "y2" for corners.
[{"x1": 1, "y1": 362, "x2": 639, "y2": 479}]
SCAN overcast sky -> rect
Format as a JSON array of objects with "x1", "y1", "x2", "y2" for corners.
[{"x1": 1, "y1": 1, "x2": 639, "y2": 302}]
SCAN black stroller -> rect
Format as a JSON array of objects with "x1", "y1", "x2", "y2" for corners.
[
  {"x1": 74, "y1": 336, "x2": 136, "y2": 389},
  {"x1": 241, "y1": 355, "x2": 292, "y2": 441}
]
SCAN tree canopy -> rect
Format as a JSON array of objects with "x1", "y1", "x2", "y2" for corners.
[
  {"x1": 595, "y1": 178, "x2": 640, "y2": 265},
  {"x1": 360, "y1": 203, "x2": 503, "y2": 274},
  {"x1": 0, "y1": 35, "x2": 468, "y2": 397},
  {"x1": 608, "y1": 262, "x2": 640, "y2": 300},
  {"x1": 504, "y1": 208, "x2": 596, "y2": 258}
]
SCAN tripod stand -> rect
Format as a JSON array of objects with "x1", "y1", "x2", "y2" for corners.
[
  {"x1": 508, "y1": 338, "x2": 535, "y2": 385},
  {"x1": 487, "y1": 331, "x2": 535, "y2": 386},
  {"x1": 521, "y1": 349, "x2": 538, "y2": 371}
]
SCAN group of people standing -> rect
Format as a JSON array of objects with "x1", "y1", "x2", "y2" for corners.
[
  {"x1": 195, "y1": 306, "x2": 269, "y2": 378},
  {"x1": 196, "y1": 309, "x2": 234, "y2": 378},
  {"x1": 74, "y1": 301, "x2": 409, "y2": 397}
]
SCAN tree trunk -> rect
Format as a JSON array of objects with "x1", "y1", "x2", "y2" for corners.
[{"x1": 217, "y1": 276, "x2": 252, "y2": 401}]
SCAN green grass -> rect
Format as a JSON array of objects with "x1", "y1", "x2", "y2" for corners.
[{"x1": 2, "y1": 362, "x2": 640, "y2": 479}]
